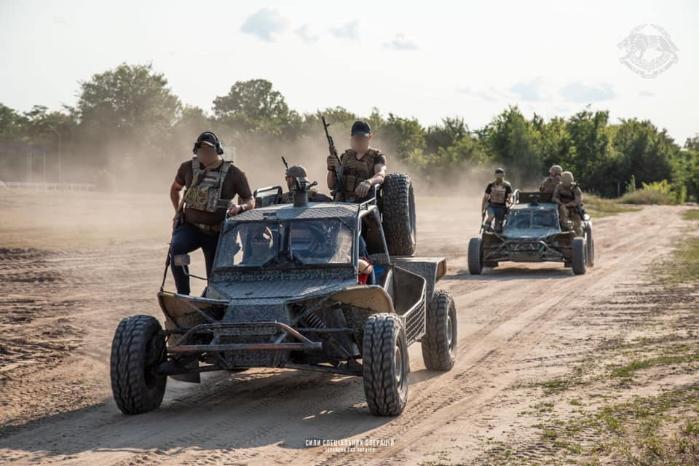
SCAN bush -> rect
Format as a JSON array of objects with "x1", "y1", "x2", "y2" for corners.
[{"x1": 620, "y1": 181, "x2": 677, "y2": 205}]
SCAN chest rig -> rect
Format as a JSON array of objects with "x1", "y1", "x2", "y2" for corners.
[
  {"x1": 489, "y1": 182, "x2": 509, "y2": 204},
  {"x1": 557, "y1": 183, "x2": 578, "y2": 203},
  {"x1": 183, "y1": 158, "x2": 232, "y2": 212},
  {"x1": 340, "y1": 149, "x2": 379, "y2": 196}
]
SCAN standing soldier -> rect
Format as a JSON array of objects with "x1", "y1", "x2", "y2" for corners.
[
  {"x1": 169, "y1": 131, "x2": 254, "y2": 295},
  {"x1": 552, "y1": 171, "x2": 584, "y2": 236},
  {"x1": 326, "y1": 120, "x2": 387, "y2": 202},
  {"x1": 539, "y1": 164, "x2": 563, "y2": 194},
  {"x1": 481, "y1": 168, "x2": 513, "y2": 232}
]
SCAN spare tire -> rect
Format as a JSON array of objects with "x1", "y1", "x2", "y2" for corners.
[{"x1": 381, "y1": 173, "x2": 416, "y2": 256}]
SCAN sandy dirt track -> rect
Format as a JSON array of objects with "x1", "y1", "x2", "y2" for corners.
[{"x1": 0, "y1": 191, "x2": 694, "y2": 465}]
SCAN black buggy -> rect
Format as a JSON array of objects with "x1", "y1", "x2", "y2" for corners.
[
  {"x1": 110, "y1": 177, "x2": 456, "y2": 417},
  {"x1": 468, "y1": 191, "x2": 594, "y2": 275}
]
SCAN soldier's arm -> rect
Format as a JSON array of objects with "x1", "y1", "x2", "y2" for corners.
[
  {"x1": 481, "y1": 193, "x2": 489, "y2": 212},
  {"x1": 365, "y1": 163, "x2": 386, "y2": 187},
  {"x1": 170, "y1": 180, "x2": 183, "y2": 212},
  {"x1": 574, "y1": 188, "x2": 583, "y2": 206},
  {"x1": 552, "y1": 187, "x2": 562, "y2": 205},
  {"x1": 327, "y1": 170, "x2": 337, "y2": 190}
]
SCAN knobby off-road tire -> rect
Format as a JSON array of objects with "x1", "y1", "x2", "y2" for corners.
[
  {"x1": 468, "y1": 237, "x2": 483, "y2": 275},
  {"x1": 362, "y1": 314, "x2": 409, "y2": 416},
  {"x1": 421, "y1": 289, "x2": 457, "y2": 371},
  {"x1": 111, "y1": 315, "x2": 167, "y2": 415},
  {"x1": 585, "y1": 224, "x2": 595, "y2": 267},
  {"x1": 381, "y1": 173, "x2": 416, "y2": 256},
  {"x1": 571, "y1": 237, "x2": 587, "y2": 275}
]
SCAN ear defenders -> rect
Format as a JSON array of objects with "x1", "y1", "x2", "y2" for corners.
[{"x1": 192, "y1": 131, "x2": 224, "y2": 155}]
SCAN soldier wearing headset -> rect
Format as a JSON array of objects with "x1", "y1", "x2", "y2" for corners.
[{"x1": 169, "y1": 131, "x2": 254, "y2": 295}]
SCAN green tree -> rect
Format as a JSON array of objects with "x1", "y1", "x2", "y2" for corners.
[
  {"x1": 0, "y1": 103, "x2": 28, "y2": 142},
  {"x1": 425, "y1": 117, "x2": 468, "y2": 154},
  {"x1": 213, "y1": 79, "x2": 300, "y2": 136},
  {"x1": 75, "y1": 63, "x2": 181, "y2": 164},
  {"x1": 481, "y1": 106, "x2": 542, "y2": 182}
]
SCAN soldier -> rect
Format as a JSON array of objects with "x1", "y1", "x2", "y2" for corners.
[
  {"x1": 539, "y1": 164, "x2": 563, "y2": 194},
  {"x1": 327, "y1": 120, "x2": 387, "y2": 202},
  {"x1": 552, "y1": 171, "x2": 584, "y2": 236},
  {"x1": 282, "y1": 165, "x2": 332, "y2": 203},
  {"x1": 169, "y1": 131, "x2": 255, "y2": 295},
  {"x1": 481, "y1": 168, "x2": 513, "y2": 232}
]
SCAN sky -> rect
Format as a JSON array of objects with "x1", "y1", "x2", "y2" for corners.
[{"x1": 1, "y1": 0, "x2": 697, "y2": 143}]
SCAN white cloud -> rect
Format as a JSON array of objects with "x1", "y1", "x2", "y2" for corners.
[
  {"x1": 560, "y1": 82, "x2": 615, "y2": 103},
  {"x1": 295, "y1": 24, "x2": 319, "y2": 44},
  {"x1": 241, "y1": 8, "x2": 288, "y2": 42},
  {"x1": 329, "y1": 20, "x2": 359, "y2": 40},
  {"x1": 510, "y1": 78, "x2": 547, "y2": 102},
  {"x1": 384, "y1": 34, "x2": 418, "y2": 51}
]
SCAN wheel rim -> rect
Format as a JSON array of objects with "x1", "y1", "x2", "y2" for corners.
[
  {"x1": 394, "y1": 344, "x2": 404, "y2": 387},
  {"x1": 144, "y1": 334, "x2": 164, "y2": 388},
  {"x1": 446, "y1": 312, "x2": 454, "y2": 351},
  {"x1": 409, "y1": 187, "x2": 416, "y2": 244}
]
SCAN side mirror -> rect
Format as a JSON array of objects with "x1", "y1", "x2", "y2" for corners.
[{"x1": 173, "y1": 254, "x2": 191, "y2": 267}]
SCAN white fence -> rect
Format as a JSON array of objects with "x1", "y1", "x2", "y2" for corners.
[{"x1": 0, "y1": 181, "x2": 96, "y2": 192}]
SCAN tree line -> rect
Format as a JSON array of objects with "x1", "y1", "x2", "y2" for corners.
[{"x1": 1, "y1": 63, "x2": 697, "y2": 200}]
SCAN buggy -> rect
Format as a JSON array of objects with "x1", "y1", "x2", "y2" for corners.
[
  {"x1": 110, "y1": 176, "x2": 456, "y2": 417},
  {"x1": 468, "y1": 191, "x2": 594, "y2": 275}
]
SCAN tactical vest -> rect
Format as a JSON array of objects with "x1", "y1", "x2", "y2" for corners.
[
  {"x1": 540, "y1": 176, "x2": 559, "y2": 194},
  {"x1": 340, "y1": 149, "x2": 383, "y2": 196},
  {"x1": 556, "y1": 183, "x2": 578, "y2": 204},
  {"x1": 183, "y1": 158, "x2": 232, "y2": 213},
  {"x1": 489, "y1": 182, "x2": 509, "y2": 205}
]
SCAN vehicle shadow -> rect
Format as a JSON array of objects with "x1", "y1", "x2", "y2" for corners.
[
  {"x1": 447, "y1": 265, "x2": 573, "y2": 281},
  {"x1": 0, "y1": 368, "x2": 395, "y2": 459}
]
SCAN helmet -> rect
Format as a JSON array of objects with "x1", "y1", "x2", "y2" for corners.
[
  {"x1": 550, "y1": 164, "x2": 563, "y2": 176},
  {"x1": 561, "y1": 171, "x2": 574, "y2": 184},
  {"x1": 286, "y1": 165, "x2": 307, "y2": 179}
]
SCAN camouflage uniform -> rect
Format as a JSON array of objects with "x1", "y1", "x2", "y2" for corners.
[
  {"x1": 539, "y1": 176, "x2": 560, "y2": 194},
  {"x1": 337, "y1": 148, "x2": 386, "y2": 201},
  {"x1": 553, "y1": 182, "x2": 584, "y2": 236}
]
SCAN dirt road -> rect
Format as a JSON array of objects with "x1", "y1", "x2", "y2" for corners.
[{"x1": 0, "y1": 191, "x2": 695, "y2": 465}]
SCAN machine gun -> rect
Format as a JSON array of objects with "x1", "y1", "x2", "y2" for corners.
[{"x1": 321, "y1": 115, "x2": 344, "y2": 201}]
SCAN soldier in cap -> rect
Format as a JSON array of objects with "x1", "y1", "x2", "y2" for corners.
[
  {"x1": 282, "y1": 165, "x2": 332, "y2": 203},
  {"x1": 539, "y1": 164, "x2": 563, "y2": 194},
  {"x1": 481, "y1": 168, "x2": 513, "y2": 232},
  {"x1": 169, "y1": 131, "x2": 255, "y2": 295},
  {"x1": 327, "y1": 120, "x2": 387, "y2": 202},
  {"x1": 552, "y1": 171, "x2": 584, "y2": 236}
]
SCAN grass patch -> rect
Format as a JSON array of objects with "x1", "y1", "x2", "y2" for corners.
[
  {"x1": 660, "y1": 236, "x2": 699, "y2": 284},
  {"x1": 585, "y1": 194, "x2": 640, "y2": 217},
  {"x1": 620, "y1": 189, "x2": 676, "y2": 205},
  {"x1": 682, "y1": 209, "x2": 699, "y2": 221},
  {"x1": 610, "y1": 353, "x2": 699, "y2": 379},
  {"x1": 538, "y1": 385, "x2": 699, "y2": 464}
]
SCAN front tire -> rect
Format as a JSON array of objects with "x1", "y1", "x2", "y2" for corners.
[
  {"x1": 585, "y1": 224, "x2": 595, "y2": 267},
  {"x1": 468, "y1": 237, "x2": 483, "y2": 275},
  {"x1": 421, "y1": 290, "x2": 457, "y2": 371},
  {"x1": 111, "y1": 315, "x2": 167, "y2": 415},
  {"x1": 571, "y1": 238, "x2": 587, "y2": 275},
  {"x1": 362, "y1": 314, "x2": 409, "y2": 416}
]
